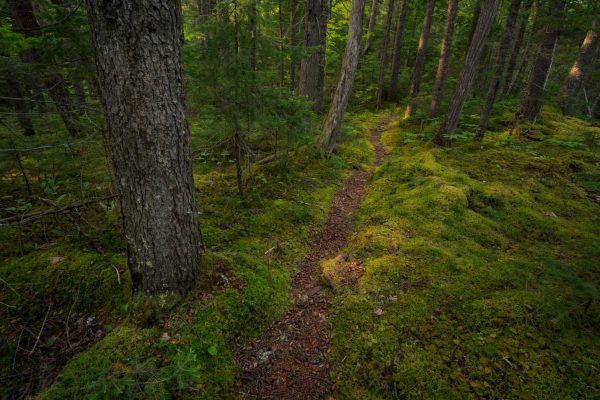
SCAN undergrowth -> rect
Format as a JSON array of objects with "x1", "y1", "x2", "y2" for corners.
[
  {"x1": 330, "y1": 106, "x2": 600, "y2": 399},
  {"x1": 11, "y1": 113, "x2": 375, "y2": 399}
]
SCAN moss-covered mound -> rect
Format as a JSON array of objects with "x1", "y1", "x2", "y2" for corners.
[{"x1": 330, "y1": 107, "x2": 600, "y2": 399}]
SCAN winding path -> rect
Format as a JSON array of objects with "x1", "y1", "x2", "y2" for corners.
[{"x1": 236, "y1": 117, "x2": 389, "y2": 399}]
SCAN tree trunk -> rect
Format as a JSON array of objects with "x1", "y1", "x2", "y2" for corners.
[
  {"x1": 476, "y1": 0, "x2": 522, "y2": 138},
  {"x1": 86, "y1": 0, "x2": 202, "y2": 295},
  {"x1": 467, "y1": 0, "x2": 483, "y2": 50},
  {"x1": 501, "y1": 0, "x2": 532, "y2": 95},
  {"x1": 559, "y1": 10, "x2": 600, "y2": 115},
  {"x1": 321, "y1": 0, "x2": 366, "y2": 154},
  {"x1": 5, "y1": 71, "x2": 36, "y2": 136},
  {"x1": 433, "y1": 0, "x2": 500, "y2": 146},
  {"x1": 299, "y1": 0, "x2": 329, "y2": 113},
  {"x1": 7, "y1": 0, "x2": 80, "y2": 137},
  {"x1": 429, "y1": 0, "x2": 459, "y2": 117},
  {"x1": 72, "y1": 74, "x2": 87, "y2": 111},
  {"x1": 362, "y1": 0, "x2": 379, "y2": 55},
  {"x1": 290, "y1": 0, "x2": 298, "y2": 91},
  {"x1": 518, "y1": 0, "x2": 566, "y2": 122},
  {"x1": 375, "y1": 0, "x2": 396, "y2": 108},
  {"x1": 404, "y1": 0, "x2": 435, "y2": 118},
  {"x1": 387, "y1": 0, "x2": 408, "y2": 101}
]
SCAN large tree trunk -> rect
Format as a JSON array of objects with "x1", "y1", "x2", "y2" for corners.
[
  {"x1": 518, "y1": 0, "x2": 566, "y2": 122},
  {"x1": 321, "y1": 0, "x2": 366, "y2": 154},
  {"x1": 299, "y1": 0, "x2": 329, "y2": 113},
  {"x1": 362, "y1": 0, "x2": 379, "y2": 55},
  {"x1": 5, "y1": 71, "x2": 36, "y2": 136},
  {"x1": 429, "y1": 0, "x2": 459, "y2": 118},
  {"x1": 86, "y1": 0, "x2": 202, "y2": 295},
  {"x1": 433, "y1": 0, "x2": 500, "y2": 146},
  {"x1": 476, "y1": 0, "x2": 522, "y2": 138},
  {"x1": 404, "y1": 0, "x2": 435, "y2": 118},
  {"x1": 387, "y1": 0, "x2": 408, "y2": 101},
  {"x1": 559, "y1": 10, "x2": 600, "y2": 115},
  {"x1": 7, "y1": 0, "x2": 79, "y2": 137},
  {"x1": 501, "y1": 0, "x2": 532, "y2": 95},
  {"x1": 375, "y1": 0, "x2": 396, "y2": 108}
]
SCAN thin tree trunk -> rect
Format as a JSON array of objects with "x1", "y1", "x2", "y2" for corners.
[
  {"x1": 518, "y1": 0, "x2": 566, "y2": 122},
  {"x1": 72, "y1": 74, "x2": 87, "y2": 110},
  {"x1": 362, "y1": 0, "x2": 379, "y2": 55},
  {"x1": 7, "y1": 0, "x2": 79, "y2": 137},
  {"x1": 249, "y1": 0, "x2": 258, "y2": 71},
  {"x1": 321, "y1": 0, "x2": 367, "y2": 154},
  {"x1": 433, "y1": 0, "x2": 500, "y2": 146},
  {"x1": 501, "y1": 0, "x2": 532, "y2": 95},
  {"x1": 559, "y1": 10, "x2": 600, "y2": 115},
  {"x1": 375, "y1": 0, "x2": 396, "y2": 108},
  {"x1": 404, "y1": 0, "x2": 435, "y2": 118},
  {"x1": 388, "y1": 0, "x2": 408, "y2": 101},
  {"x1": 86, "y1": 0, "x2": 202, "y2": 295},
  {"x1": 279, "y1": 0, "x2": 285, "y2": 90},
  {"x1": 299, "y1": 0, "x2": 329, "y2": 113},
  {"x1": 429, "y1": 0, "x2": 459, "y2": 117},
  {"x1": 5, "y1": 71, "x2": 36, "y2": 136},
  {"x1": 476, "y1": 0, "x2": 522, "y2": 138},
  {"x1": 290, "y1": 0, "x2": 297, "y2": 90}
]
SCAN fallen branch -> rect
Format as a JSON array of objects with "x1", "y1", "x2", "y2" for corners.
[{"x1": 0, "y1": 195, "x2": 115, "y2": 226}]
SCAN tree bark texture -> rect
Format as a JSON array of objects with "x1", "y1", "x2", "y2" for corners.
[
  {"x1": 290, "y1": 0, "x2": 298, "y2": 90},
  {"x1": 362, "y1": 0, "x2": 379, "y2": 55},
  {"x1": 375, "y1": 0, "x2": 396, "y2": 107},
  {"x1": 299, "y1": 0, "x2": 329, "y2": 113},
  {"x1": 433, "y1": 0, "x2": 500, "y2": 146},
  {"x1": 387, "y1": 0, "x2": 408, "y2": 100},
  {"x1": 321, "y1": 0, "x2": 366, "y2": 154},
  {"x1": 86, "y1": 0, "x2": 202, "y2": 295},
  {"x1": 5, "y1": 71, "x2": 36, "y2": 136},
  {"x1": 430, "y1": 0, "x2": 459, "y2": 117},
  {"x1": 518, "y1": 0, "x2": 566, "y2": 122},
  {"x1": 476, "y1": 0, "x2": 522, "y2": 138},
  {"x1": 404, "y1": 0, "x2": 435, "y2": 118},
  {"x1": 559, "y1": 10, "x2": 600, "y2": 115},
  {"x1": 7, "y1": 0, "x2": 79, "y2": 137}
]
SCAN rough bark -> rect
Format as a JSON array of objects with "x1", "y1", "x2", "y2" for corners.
[
  {"x1": 5, "y1": 71, "x2": 36, "y2": 136},
  {"x1": 501, "y1": 0, "x2": 532, "y2": 95},
  {"x1": 375, "y1": 0, "x2": 396, "y2": 108},
  {"x1": 86, "y1": 0, "x2": 202, "y2": 295},
  {"x1": 559, "y1": 10, "x2": 600, "y2": 115},
  {"x1": 387, "y1": 0, "x2": 408, "y2": 100},
  {"x1": 429, "y1": 0, "x2": 459, "y2": 117},
  {"x1": 433, "y1": 0, "x2": 500, "y2": 146},
  {"x1": 476, "y1": 0, "x2": 522, "y2": 138},
  {"x1": 7, "y1": 0, "x2": 79, "y2": 137},
  {"x1": 321, "y1": 0, "x2": 366, "y2": 154},
  {"x1": 404, "y1": 0, "x2": 435, "y2": 118},
  {"x1": 299, "y1": 0, "x2": 329, "y2": 113},
  {"x1": 518, "y1": 0, "x2": 566, "y2": 122},
  {"x1": 362, "y1": 0, "x2": 379, "y2": 55}
]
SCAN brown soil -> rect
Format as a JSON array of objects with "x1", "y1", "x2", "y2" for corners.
[{"x1": 236, "y1": 118, "x2": 389, "y2": 399}]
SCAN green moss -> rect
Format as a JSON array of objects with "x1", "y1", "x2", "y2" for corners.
[
  {"x1": 331, "y1": 106, "x2": 600, "y2": 399},
  {"x1": 34, "y1": 112, "x2": 375, "y2": 399}
]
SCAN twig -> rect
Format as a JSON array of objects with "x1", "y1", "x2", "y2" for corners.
[
  {"x1": 0, "y1": 195, "x2": 115, "y2": 226},
  {"x1": 29, "y1": 306, "x2": 51, "y2": 356}
]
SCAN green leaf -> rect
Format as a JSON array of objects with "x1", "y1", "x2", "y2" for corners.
[{"x1": 207, "y1": 345, "x2": 218, "y2": 356}]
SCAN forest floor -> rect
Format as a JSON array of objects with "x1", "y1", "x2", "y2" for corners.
[{"x1": 236, "y1": 117, "x2": 389, "y2": 399}]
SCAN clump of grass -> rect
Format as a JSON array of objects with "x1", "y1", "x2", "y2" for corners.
[{"x1": 330, "y1": 106, "x2": 600, "y2": 399}]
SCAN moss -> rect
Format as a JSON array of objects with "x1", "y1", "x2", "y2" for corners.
[
  {"x1": 34, "y1": 112, "x2": 375, "y2": 399},
  {"x1": 330, "y1": 106, "x2": 600, "y2": 399}
]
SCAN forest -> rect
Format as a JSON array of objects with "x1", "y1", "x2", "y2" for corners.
[{"x1": 0, "y1": 0, "x2": 599, "y2": 398}]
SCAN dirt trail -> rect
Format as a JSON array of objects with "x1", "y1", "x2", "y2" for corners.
[{"x1": 236, "y1": 118, "x2": 389, "y2": 399}]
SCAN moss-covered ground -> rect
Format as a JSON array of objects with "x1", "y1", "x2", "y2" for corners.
[
  {"x1": 330, "y1": 105, "x2": 600, "y2": 399},
  {"x1": 0, "y1": 112, "x2": 375, "y2": 399}
]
